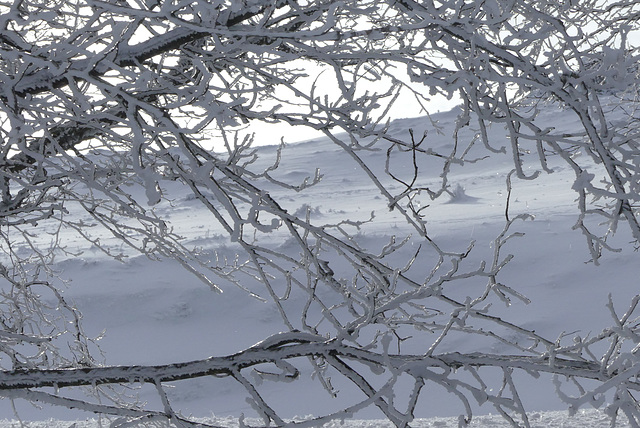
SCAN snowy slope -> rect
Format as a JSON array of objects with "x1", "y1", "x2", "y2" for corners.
[{"x1": 0, "y1": 103, "x2": 638, "y2": 426}]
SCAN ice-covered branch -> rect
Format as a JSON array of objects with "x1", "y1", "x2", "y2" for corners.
[{"x1": 1, "y1": 0, "x2": 640, "y2": 425}]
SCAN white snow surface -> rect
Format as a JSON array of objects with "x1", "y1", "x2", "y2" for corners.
[
  {"x1": 1, "y1": 101, "x2": 638, "y2": 426},
  {"x1": 0, "y1": 409, "x2": 628, "y2": 427}
]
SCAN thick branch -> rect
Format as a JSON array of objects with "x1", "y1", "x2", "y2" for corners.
[
  {"x1": 10, "y1": 0, "x2": 290, "y2": 97},
  {"x1": 0, "y1": 333, "x2": 618, "y2": 391}
]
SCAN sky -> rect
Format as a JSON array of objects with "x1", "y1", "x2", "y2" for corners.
[{"x1": 228, "y1": 62, "x2": 463, "y2": 148}]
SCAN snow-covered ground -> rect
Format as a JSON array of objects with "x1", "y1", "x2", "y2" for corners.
[
  {"x1": 0, "y1": 409, "x2": 629, "y2": 428},
  {"x1": 1, "y1": 102, "x2": 638, "y2": 426}
]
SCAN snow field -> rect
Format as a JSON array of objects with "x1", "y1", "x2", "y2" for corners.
[
  {"x1": 1, "y1": 103, "x2": 638, "y2": 426},
  {"x1": 0, "y1": 409, "x2": 630, "y2": 427}
]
